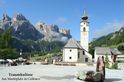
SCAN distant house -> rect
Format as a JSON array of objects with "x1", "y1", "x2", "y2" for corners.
[
  {"x1": 63, "y1": 38, "x2": 92, "y2": 63},
  {"x1": 94, "y1": 47, "x2": 121, "y2": 63},
  {"x1": 117, "y1": 50, "x2": 124, "y2": 62}
]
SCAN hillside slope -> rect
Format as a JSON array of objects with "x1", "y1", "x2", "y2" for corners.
[{"x1": 90, "y1": 27, "x2": 124, "y2": 54}]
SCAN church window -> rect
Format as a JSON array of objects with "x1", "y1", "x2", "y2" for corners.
[
  {"x1": 85, "y1": 58, "x2": 88, "y2": 62},
  {"x1": 69, "y1": 57, "x2": 72, "y2": 59},
  {"x1": 70, "y1": 49, "x2": 72, "y2": 52},
  {"x1": 83, "y1": 27, "x2": 86, "y2": 32},
  {"x1": 83, "y1": 51, "x2": 85, "y2": 55},
  {"x1": 78, "y1": 52, "x2": 80, "y2": 59}
]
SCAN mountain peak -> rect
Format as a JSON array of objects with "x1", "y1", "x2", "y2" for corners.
[
  {"x1": 13, "y1": 13, "x2": 27, "y2": 21},
  {"x1": 0, "y1": 13, "x2": 72, "y2": 42},
  {"x1": 35, "y1": 21, "x2": 71, "y2": 42},
  {"x1": 36, "y1": 21, "x2": 46, "y2": 25},
  {"x1": 2, "y1": 13, "x2": 11, "y2": 21}
]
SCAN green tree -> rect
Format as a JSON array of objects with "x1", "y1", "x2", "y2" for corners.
[
  {"x1": 0, "y1": 48, "x2": 18, "y2": 59},
  {"x1": 105, "y1": 54, "x2": 110, "y2": 68},
  {"x1": 117, "y1": 44, "x2": 124, "y2": 51},
  {"x1": 0, "y1": 29, "x2": 19, "y2": 59},
  {"x1": 111, "y1": 62, "x2": 118, "y2": 69},
  {"x1": 0, "y1": 29, "x2": 12, "y2": 48}
]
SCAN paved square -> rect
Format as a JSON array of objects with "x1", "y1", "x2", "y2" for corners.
[{"x1": 0, "y1": 65, "x2": 124, "y2": 82}]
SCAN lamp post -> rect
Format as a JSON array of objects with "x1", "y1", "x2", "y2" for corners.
[
  {"x1": 19, "y1": 49, "x2": 23, "y2": 65},
  {"x1": 20, "y1": 49, "x2": 22, "y2": 57}
]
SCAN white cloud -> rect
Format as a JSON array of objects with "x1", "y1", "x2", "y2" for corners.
[
  {"x1": 93, "y1": 20, "x2": 124, "y2": 38},
  {"x1": 55, "y1": 16, "x2": 68, "y2": 24}
]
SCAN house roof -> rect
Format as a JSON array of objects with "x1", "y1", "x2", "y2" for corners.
[
  {"x1": 64, "y1": 38, "x2": 83, "y2": 49},
  {"x1": 110, "y1": 48, "x2": 121, "y2": 55},
  {"x1": 118, "y1": 50, "x2": 124, "y2": 55},
  {"x1": 95, "y1": 47, "x2": 111, "y2": 55},
  {"x1": 95, "y1": 47, "x2": 121, "y2": 55}
]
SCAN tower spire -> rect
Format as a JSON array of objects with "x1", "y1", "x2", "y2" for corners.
[
  {"x1": 82, "y1": 10, "x2": 88, "y2": 20},
  {"x1": 80, "y1": 10, "x2": 89, "y2": 51},
  {"x1": 83, "y1": 10, "x2": 87, "y2": 17}
]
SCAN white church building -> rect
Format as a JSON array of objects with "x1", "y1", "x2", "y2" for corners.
[{"x1": 63, "y1": 11, "x2": 92, "y2": 63}]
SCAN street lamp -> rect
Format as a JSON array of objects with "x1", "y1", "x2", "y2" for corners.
[
  {"x1": 19, "y1": 49, "x2": 23, "y2": 64},
  {"x1": 20, "y1": 49, "x2": 22, "y2": 56}
]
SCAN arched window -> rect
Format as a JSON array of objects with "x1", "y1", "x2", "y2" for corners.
[
  {"x1": 83, "y1": 27, "x2": 86, "y2": 32},
  {"x1": 83, "y1": 51, "x2": 85, "y2": 55}
]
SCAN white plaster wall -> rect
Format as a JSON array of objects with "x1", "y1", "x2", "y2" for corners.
[
  {"x1": 80, "y1": 21, "x2": 89, "y2": 51},
  {"x1": 63, "y1": 49, "x2": 65, "y2": 61},
  {"x1": 63, "y1": 48, "x2": 78, "y2": 62},
  {"x1": 63, "y1": 49, "x2": 92, "y2": 63},
  {"x1": 80, "y1": 21, "x2": 89, "y2": 32},
  {"x1": 78, "y1": 50, "x2": 92, "y2": 63},
  {"x1": 77, "y1": 49, "x2": 84, "y2": 62},
  {"x1": 94, "y1": 52, "x2": 112, "y2": 63},
  {"x1": 85, "y1": 51, "x2": 92, "y2": 62},
  {"x1": 117, "y1": 55, "x2": 124, "y2": 61}
]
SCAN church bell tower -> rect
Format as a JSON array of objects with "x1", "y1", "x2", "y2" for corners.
[{"x1": 80, "y1": 10, "x2": 89, "y2": 52}]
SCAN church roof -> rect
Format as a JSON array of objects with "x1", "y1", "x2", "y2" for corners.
[
  {"x1": 64, "y1": 38, "x2": 83, "y2": 49},
  {"x1": 95, "y1": 47, "x2": 121, "y2": 55}
]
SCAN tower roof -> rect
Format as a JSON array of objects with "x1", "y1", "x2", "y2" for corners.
[{"x1": 82, "y1": 10, "x2": 88, "y2": 20}]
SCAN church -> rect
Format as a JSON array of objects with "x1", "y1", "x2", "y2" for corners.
[{"x1": 63, "y1": 11, "x2": 92, "y2": 63}]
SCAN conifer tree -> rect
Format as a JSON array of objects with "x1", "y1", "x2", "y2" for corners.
[{"x1": 0, "y1": 29, "x2": 18, "y2": 59}]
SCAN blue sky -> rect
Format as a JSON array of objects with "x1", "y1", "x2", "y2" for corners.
[{"x1": 0, "y1": 0, "x2": 124, "y2": 41}]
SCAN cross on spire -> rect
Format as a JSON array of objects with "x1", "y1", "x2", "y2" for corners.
[{"x1": 83, "y1": 10, "x2": 87, "y2": 17}]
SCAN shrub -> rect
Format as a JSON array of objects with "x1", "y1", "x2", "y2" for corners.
[
  {"x1": 111, "y1": 62, "x2": 118, "y2": 69},
  {"x1": 105, "y1": 54, "x2": 110, "y2": 68}
]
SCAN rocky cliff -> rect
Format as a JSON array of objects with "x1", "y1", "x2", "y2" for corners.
[
  {"x1": 35, "y1": 21, "x2": 71, "y2": 42},
  {"x1": 0, "y1": 13, "x2": 71, "y2": 42}
]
